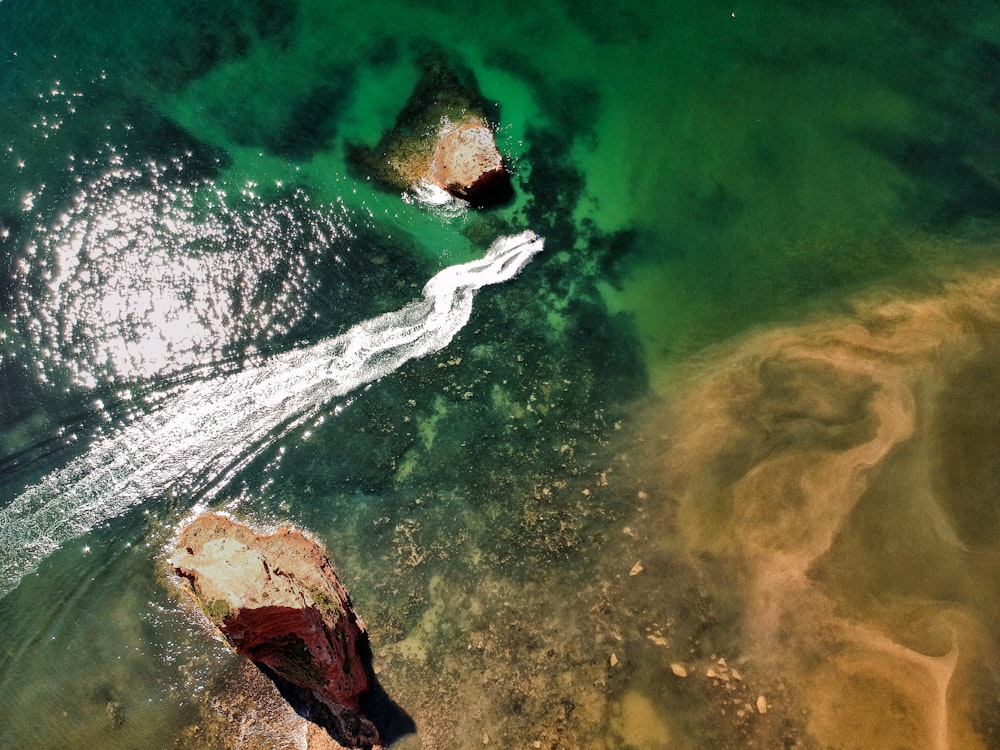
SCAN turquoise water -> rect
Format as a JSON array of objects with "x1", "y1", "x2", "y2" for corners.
[{"x1": 3, "y1": 1, "x2": 1000, "y2": 748}]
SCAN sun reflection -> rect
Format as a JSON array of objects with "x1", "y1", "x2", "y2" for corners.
[{"x1": 13, "y1": 163, "x2": 356, "y2": 386}]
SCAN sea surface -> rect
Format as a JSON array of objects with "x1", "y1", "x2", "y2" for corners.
[{"x1": 3, "y1": 1, "x2": 1000, "y2": 748}]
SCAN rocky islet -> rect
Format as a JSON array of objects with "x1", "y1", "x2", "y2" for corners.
[
  {"x1": 171, "y1": 513, "x2": 382, "y2": 749},
  {"x1": 347, "y1": 52, "x2": 513, "y2": 208}
]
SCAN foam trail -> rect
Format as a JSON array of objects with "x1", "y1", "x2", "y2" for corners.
[{"x1": 0, "y1": 230, "x2": 543, "y2": 598}]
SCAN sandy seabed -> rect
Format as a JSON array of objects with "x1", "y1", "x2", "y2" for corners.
[
  {"x1": 640, "y1": 266, "x2": 1000, "y2": 749},
  {"x1": 162, "y1": 267, "x2": 1000, "y2": 750}
]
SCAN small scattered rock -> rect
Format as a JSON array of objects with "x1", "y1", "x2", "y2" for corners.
[
  {"x1": 629, "y1": 561, "x2": 644, "y2": 576},
  {"x1": 756, "y1": 695, "x2": 768, "y2": 714},
  {"x1": 671, "y1": 663, "x2": 688, "y2": 678}
]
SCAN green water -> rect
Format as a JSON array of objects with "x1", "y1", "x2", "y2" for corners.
[{"x1": 3, "y1": 1, "x2": 1000, "y2": 748}]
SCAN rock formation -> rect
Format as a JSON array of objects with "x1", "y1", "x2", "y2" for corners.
[
  {"x1": 171, "y1": 513, "x2": 381, "y2": 749},
  {"x1": 347, "y1": 52, "x2": 514, "y2": 208},
  {"x1": 429, "y1": 116, "x2": 511, "y2": 206}
]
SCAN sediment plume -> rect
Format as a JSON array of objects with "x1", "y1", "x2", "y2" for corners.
[{"x1": 645, "y1": 269, "x2": 1000, "y2": 749}]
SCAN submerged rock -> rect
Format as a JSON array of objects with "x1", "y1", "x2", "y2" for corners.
[
  {"x1": 347, "y1": 52, "x2": 514, "y2": 208},
  {"x1": 171, "y1": 513, "x2": 381, "y2": 749}
]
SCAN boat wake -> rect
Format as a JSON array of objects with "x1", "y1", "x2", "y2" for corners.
[{"x1": 0, "y1": 230, "x2": 543, "y2": 598}]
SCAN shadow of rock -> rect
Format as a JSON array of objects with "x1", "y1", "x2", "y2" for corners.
[
  {"x1": 259, "y1": 660, "x2": 416, "y2": 749},
  {"x1": 359, "y1": 677, "x2": 417, "y2": 746}
]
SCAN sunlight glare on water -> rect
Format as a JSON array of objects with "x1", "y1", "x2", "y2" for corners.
[{"x1": 12, "y1": 162, "x2": 356, "y2": 387}]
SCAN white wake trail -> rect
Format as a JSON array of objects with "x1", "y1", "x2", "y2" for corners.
[{"x1": 0, "y1": 230, "x2": 543, "y2": 597}]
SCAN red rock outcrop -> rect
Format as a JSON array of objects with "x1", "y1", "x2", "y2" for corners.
[
  {"x1": 171, "y1": 513, "x2": 381, "y2": 749},
  {"x1": 428, "y1": 116, "x2": 513, "y2": 207},
  {"x1": 345, "y1": 52, "x2": 514, "y2": 208}
]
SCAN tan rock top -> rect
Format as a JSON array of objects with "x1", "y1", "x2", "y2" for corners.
[
  {"x1": 170, "y1": 535, "x2": 306, "y2": 610},
  {"x1": 170, "y1": 513, "x2": 364, "y2": 634},
  {"x1": 430, "y1": 116, "x2": 505, "y2": 193}
]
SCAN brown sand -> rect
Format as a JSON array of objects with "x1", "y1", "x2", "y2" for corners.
[{"x1": 642, "y1": 269, "x2": 1000, "y2": 749}]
